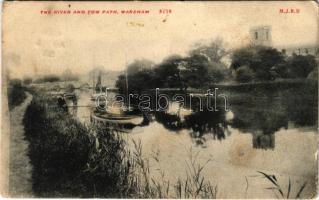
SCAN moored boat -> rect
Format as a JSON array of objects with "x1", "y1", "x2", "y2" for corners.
[{"x1": 90, "y1": 110, "x2": 144, "y2": 132}]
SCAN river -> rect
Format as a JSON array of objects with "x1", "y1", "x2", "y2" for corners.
[{"x1": 70, "y1": 84, "x2": 317, "y2": 198}]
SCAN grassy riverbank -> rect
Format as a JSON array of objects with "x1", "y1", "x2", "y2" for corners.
[{"x1": 23, "y1": 92, "x2": 132, "y2": 197}]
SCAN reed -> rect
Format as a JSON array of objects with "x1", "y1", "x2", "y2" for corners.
[
  {"x1": 23, "y1": 92, "x2": 133, "y2": 197},
  {"x1": 127, "y1": 140, "x2": 218, "y2": 198},
  {"x1": 257, "y1": 171, "x2": 307, "y2": 199}
]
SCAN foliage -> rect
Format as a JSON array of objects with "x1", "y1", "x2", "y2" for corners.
[
  {"x1": 33, "y1": 75, "x2": 61, "y2": 83},
  {"x1": 22, "y1": 77, "x2": 33, "y2": 85},
  {"x1": 307, "y1": 66, "x2": 318, "y2": 80},
  {"x1": 231, "y1": 45, "x2": 285, "y2": 82},
  {"x1": 115, "y1": 59, "x2": 155, "y2": 94},
  {"x1": 65, "y1": 84, "x2": 75, "y2": 93},
  {"x1": 8, "y1": 79, "x2": 27, "y2": 110},
  {"x1": 127, "y1": 68, "x2": 155, "y2": 94},
  {"x1": 189, "y1": 38, "x2": 227, "y2": 63},
  {"x1": 235, "y1": 65, "x2": 254, "y2": 83},
  {"x1": 231, "y1": 45, "x2": 318, "y2": 82},
  {"x1": 153, "y1": 55, "x2": 185, "y2": 89},
  {"x1": 284, "y1": 54, "x2": 317, "y2": 78},
  {"x1": 181, "y1": 54, "x2": 211, "y2": 88},
  {"x1": 23, "y1": 93, "x2": 132, "y2": 197},
  {"x1": 126, "y1": 59, "x2": 154, "y2": 75},
  {"x1": 115, "y1": 39, "x2": 230, "y2": 93}
]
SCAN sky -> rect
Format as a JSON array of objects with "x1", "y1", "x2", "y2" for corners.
[{"x1": 2, "y1": 1, "x2": 318, "y2": 79}]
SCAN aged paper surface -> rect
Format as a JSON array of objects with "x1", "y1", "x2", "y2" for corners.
[{"x1": 1, "y1": 1, "x2": 318, "y2": 198}]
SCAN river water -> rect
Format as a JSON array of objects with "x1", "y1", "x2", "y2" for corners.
[{"x1": 70, "y1": 85, "x2": 318, "y2": 198}]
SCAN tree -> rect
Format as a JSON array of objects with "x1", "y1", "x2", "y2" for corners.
[
  {"x1": 115, "y1": 74, "x2": 126, "y2": 94},
  {"x1": 231, "y1": 45, "x2": 285, "y2": 82},
  {"x1": 126, "y1": 59, "x2": 154, "y2": 76},
  {"x1": 153, "y1": 42, "x2": 230, "y2": 90},
  {"x1": 115, "y1": 59, "x2": 155, "y2": 94},
  {"x1": 181, "y1": 54, "x2": 211, "y2": 88},
  {"x1": 286, "y1": 54, "x2": 317, "y2": 78},
  {"x1": 254, "y1": 47, "x2": 284, "y2": 80},
  {"x1": 8, "y1": 79, "x2": 26, "y2": 110},
  {"x1": 189, "y1": 38, "x2": 228, "y2": 63},
  {"x1": 153, "y1": 55, "x2": 186, "y2": 89},
  {"x1": 307, "y1": 66, "x2": 318, "y2": 80},
  {"x1": 235, "y1": 65, "x2": 254, "y2": 83},
  {"x1": 183, "y1": 39, "x2": 230, "y2": 87},
  {"x1": 115, "y1": 39, "x2": 231, "y2": 92},
  {"x1": 126, "y1": 68, "x2": 155, "y2": 94}
]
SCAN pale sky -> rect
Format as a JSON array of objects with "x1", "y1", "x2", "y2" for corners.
[{"x1": 2, "y1": 1, "x2": 318, "y2": 79}]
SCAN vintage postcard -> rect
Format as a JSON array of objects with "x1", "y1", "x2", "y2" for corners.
[{"x1": 1, "y1": 1, "x2": 318, "y2": 198}]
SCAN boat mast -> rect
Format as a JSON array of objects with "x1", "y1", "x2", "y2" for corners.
[
  {"x1": 92, "y1": 51, "x2": 96, "y2": 94},
  {"x1": 125, "y1": 52, "x2": 129, "y2": 108}
]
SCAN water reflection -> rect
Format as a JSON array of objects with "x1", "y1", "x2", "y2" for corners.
[
  {"x1": 252, "y1": 132, "x2": 275, "y2": 150},
  {"x1": 155, "y1": 112, "x2": 183, "y2": 131},
  {"x1": 152, "y1": 87, "x2": 317, "y2": 149},
  {"x1": 185, "y1": 110, "x2": 230, "y2": 140},
  {"x1": 70, "y1": 84, "x2": 318, "y2": 150},
  {"x1": 155, "y1": 109, "x2": 230, "y2": 138}
]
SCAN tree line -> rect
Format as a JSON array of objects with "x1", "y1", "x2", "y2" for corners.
[
  {"x1": 231, "y1": 45, "x2": 318, "y2": 82},
  {"x1": 116, "y1": 40, "x2": 318, "y2": 94}
]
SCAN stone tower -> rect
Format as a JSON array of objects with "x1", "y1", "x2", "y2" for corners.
[{"x1": 250, "y1": 25, "x2": 272, "y2": 46}]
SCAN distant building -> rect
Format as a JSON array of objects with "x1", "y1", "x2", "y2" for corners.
[
  {"x1": 280, "y1": 45, "x2": 319, "y2": 57},
  {"x1": 249, "y1": 25, "x2": 318, "y2": 58},
  {"x1": 250, "y1": 25, "x2": 272, "y2": 46}
]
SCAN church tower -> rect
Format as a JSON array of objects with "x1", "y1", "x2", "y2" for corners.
[{"x1": 250, "y1": 26, "x2": 272, "y2": 46}]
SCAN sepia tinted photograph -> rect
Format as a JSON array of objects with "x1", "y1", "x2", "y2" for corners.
[{"x1": 1, "y1": 1, "x2": 318, "y2": 198}]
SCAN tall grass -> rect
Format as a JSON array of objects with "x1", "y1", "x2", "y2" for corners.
[
  {"x1": 128, "y1": 140, "x2": 217, "y2": 198},
  {"x1": 257, "y1": 171, "x2": 308, "y2": 199},
  {"x1": 23, "y1": 93, "x2": 132, "y2": 197}
]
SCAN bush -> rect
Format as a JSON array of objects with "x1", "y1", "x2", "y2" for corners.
[
  {"x1": 235, "y1": 65, "x2": 254, "y2": 83},
  {"x1": 65, "y1": 84, "x2": 75, "y2": 93},
  {"x1": 307, "y1": 66, "x2": 318, "y2": 80},
  {"x1": 23, "y1": 77, "x2": 33, "y2": 85},
  {"x1": 286, "y1": 54, "x2": 317, "y2": 78},
  {"x1": 231, "y1": 45, "x2": 285, "y2": 82},
  {"x1": 8, "y1": 79, "x2": 26, "y2": 110},
  {"x1": 23, "y1": 93, "x2": 132, "y2": 197}
]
